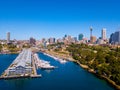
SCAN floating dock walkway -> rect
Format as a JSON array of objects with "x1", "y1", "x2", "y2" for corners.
[
  {"x1": 43, "y1": 53, "x2": 67, "y2": 64},
  {"x1": 33, "y1": 53, "x2": 55, "y2": 69}
]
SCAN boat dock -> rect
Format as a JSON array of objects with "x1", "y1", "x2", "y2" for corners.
[
  {"x1": 43, "y1": 53, "x2": 67, "y2": 64},
  {"x1": 33, "y1": 53, "x2": 55, "y2": 69}
]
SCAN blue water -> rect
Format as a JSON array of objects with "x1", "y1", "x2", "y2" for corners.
[{"x1": 0, "y1": 52, "x2": 114, "y2": 90}]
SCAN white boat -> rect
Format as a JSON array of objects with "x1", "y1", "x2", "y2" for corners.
[
  {"x1": 59, "y1": 60, "x2": 67, "y2": 64},
  {"x1": 34, "y1": 53, "x2": 55, "y2": 69},
  {"x1": 39, "y1": 64, "x2": 55, "y2": 69},
  {"x1": 43, "y1": 53, "x2": 67, "y2": 64}
]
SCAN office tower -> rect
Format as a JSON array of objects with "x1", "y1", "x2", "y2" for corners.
[
  {"x1": 7, "y1": 32, "x2": 10, "y2": 43},
  {"x1": 67, "y1": 35, "x2": 72, "y2": 41},
  {"x1": 109, "y1": 33, "x2": 114, "y2": 44},
  {"x1": 102, "y1": 28, "x2": 106, "y2": 40},
  {"x1": 57, "y1": 38, "x2": 63, "y2": 43},
  {"x1": 74, "y1": 37, "x2": 77, "y2": 42},
  {"x1": 78, "y1": 34, "x2": 84, "y2": 41},
  {"x1": 64, "y1": 34, "x2": 67, "y2": 38},
  {"x1": 41, "y1": 38, "x2": 46, "y2": 43},
  {"x1": 90, "y1": 36, "x2": 97, "y2": 43},
  {"x1": 30, "y1": 37, "x2": 36, "y2": 45},
  {"x1": 109, "y1": 31, "x2": 120, "y2": 44},
  {"x1": 48, "y1": 37, "x2": 56, "y2": 44}
]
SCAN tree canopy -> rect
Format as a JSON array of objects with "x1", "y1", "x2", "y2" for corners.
[{"x1": 66, "y1": 44, "x2": 120, "y2": 85}]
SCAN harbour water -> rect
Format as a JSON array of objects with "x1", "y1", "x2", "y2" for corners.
[{"x1": 0, "y1": 52, "x2": 114, "y2": 90}]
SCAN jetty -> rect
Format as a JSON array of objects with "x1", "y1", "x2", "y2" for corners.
[{"x1": 0, "y1": 49, "x2": 41, "y2": 80}]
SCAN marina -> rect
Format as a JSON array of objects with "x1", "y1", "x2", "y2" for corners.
[
  {"x1": 33, "y1": 53, "x2": 55, "y2": 69},
  {"x1": 43, "y1": 53, "x2": 67, "y2": 64}
]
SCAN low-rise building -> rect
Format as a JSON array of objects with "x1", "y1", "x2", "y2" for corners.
[{"x1": 8, "y1": 49, "x2": 32, "y2": 76}]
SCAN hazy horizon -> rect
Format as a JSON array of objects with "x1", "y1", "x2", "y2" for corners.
[{"x1": 0, "y1": 0, "x2": 120, "y2": 40}]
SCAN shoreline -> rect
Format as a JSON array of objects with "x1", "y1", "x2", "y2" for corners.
[
  {"x1": 74, "y1": 60, "x2": 120, "y2": 90},
  {"x1": 43, "y1": 50, "x2": 120, "y2": 90},
  {"x1": 0, "y1": 52, "x2": 19, "y2": 55},
  {"x1": 1, "y1": 50, "x2": 120, "y2": 89},
  {"x1": 43, "y1": 50, "x2": 75, "y2": 61}
]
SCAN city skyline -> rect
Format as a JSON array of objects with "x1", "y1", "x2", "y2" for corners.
[{"x1": 0, "y1": 0, "x2": 120, "y2": 40}]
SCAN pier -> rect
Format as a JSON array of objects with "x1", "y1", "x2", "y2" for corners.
[{"x1": 0, "y1": 49, "x2": 41, "y2": 80}]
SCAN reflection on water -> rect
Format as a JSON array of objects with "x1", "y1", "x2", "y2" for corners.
[{"x1": 0, "y1": 53, "x2": 115, "y2": 90}]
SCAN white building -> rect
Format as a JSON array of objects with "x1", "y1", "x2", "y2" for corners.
[{"x1": 8, "y1": 49, "x2": 32, "y2": 75}]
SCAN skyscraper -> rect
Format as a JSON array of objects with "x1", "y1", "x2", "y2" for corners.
[
  {"x1": 78, "y1": 34, "x2": 83, "y2": 41},
  {"x1": 73, "y1": 37, "x2": 77, "y2": 42},
  {"x1": 109, "y1": 31, "x2": 120, "y2": 44},
  {"x1": 30, "y1": 37, "x2": 36, "y2": 45},
  {"x1": 102, "y1": 28, "x2": 106, "y2": 40},
  {"x1": 48, "y1": 37, "x2": 56, "y2": 44},
  {"x1": 7, "y1": 32, "x2": 10, "y2": 43},
  {"x1": 109, "y1": 33, "x2": 114, "y2": 44}
]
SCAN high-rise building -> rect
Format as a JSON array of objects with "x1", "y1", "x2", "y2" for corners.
[
  {"x1": 64, "y1": 34, "x2": 67, "y2": 38},
  {"x1": 41, "y1": 38, "x2": 46, "y2": 43},
  {"x1": 57, "y1": 38, "x2": 63, "y2": 43},
  {"x1": 109, "y1": 31, "x2": 120, "y2": 44},
  {"x1": 102, "y1": 28, "x2": 106, "y2": 40},
  {"x1": 48, "y1": 37, "x2": 56, "y2": 44},
  {"x1": 74, "y1": 37, "x2": 77, "y2": 42},
  {"x1": 109, "y1": 33, "x2": 114, "y2": 44},
  {"x1": 78, "y1": 34, "x2": 84, "y2": 41},
  {"x1": 30, "y1": 37, "x2": 36, "y2": 45},
  {"x1": 90, "y1": 36, "x2": 97, "y2": 43},
  {"x1": 43, "y1": 41, "x2": 47, "y2": 49},
  {"x1": 7, "y1": 32, "x2": 10, "y2": 43}
]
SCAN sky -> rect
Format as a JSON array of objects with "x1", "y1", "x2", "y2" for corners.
[{"x1": 0, "y1": 0, "x2": 120, "y2": 40}]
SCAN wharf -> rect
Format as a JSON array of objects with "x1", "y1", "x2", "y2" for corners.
[
  {"x1": 0, "y1": 49, "x2": 42, "y2": 80},
  {"x1": 0, "y1": 75, "x2": 42, "y2": 80}
]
